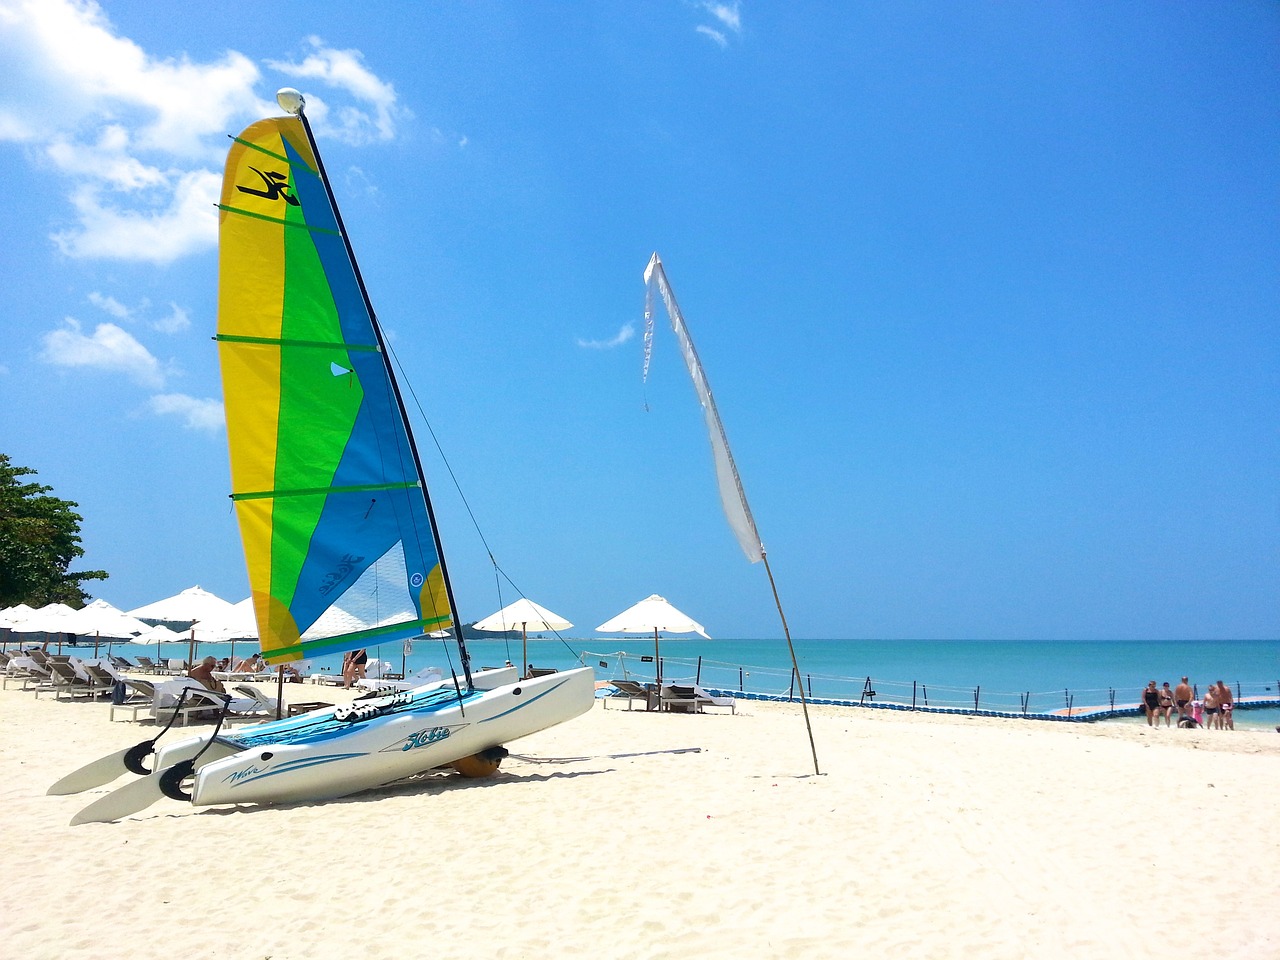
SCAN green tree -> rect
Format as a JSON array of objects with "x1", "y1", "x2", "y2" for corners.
[{"x1": 0, "y1": 454, "x2": 108, "y2": 607}]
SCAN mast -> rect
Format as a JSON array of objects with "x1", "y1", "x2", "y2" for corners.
[{"x1": 286, "y1": 92, "x2": 473, "y2": 688}]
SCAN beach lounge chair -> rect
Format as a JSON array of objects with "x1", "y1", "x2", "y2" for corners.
[
  {"x1": 232, "y1": 684, "x2": 280, "y2": 716},
  {"x1": 82, "y1": 662, "x2": 124, "y2": 700},
  {"x1": 602, "y1": 679, "x2": 655, "y2": 710},
  {"x1": 2, "y1": 656, "x2": 55, "y2": 692},
  {"x1": 38, "y1": 659, "x2": 100, "y2": 700},
  {"x1": 354, "y1": 666, "x2": 443, "y2": 694},
  {"x1": 133, "y1": 656, "x2": 158, "y2": 673},
  {"x1": 660, "y1": 684, "x2": 736, "y2": 715},
  {"x1": 154, "y1": 682, "x2": 262, "y2": 726},
  {"x1": 111, "y1": 678, "x2": 160, "y2": 722}
]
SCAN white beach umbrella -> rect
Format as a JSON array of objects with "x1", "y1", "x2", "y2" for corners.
[
  {"x1": 67, "y1": 599, "x2": 150, "y2": 655},
  {"x1": 131, "y1": 623, "x2": 190, "y2": 670},
  {"x1": 197, "y1": 597, "x2": 261, "y2": 666},
  {"x1": 596, "y1": 594, "x2": 709, "y2": 701},
  {"x1": 127, "y1": 586, "x2": 236, "y2": 628},
  {"x1": 473, "y1": 598, "x2": 572, "y2": 679},
  {"x1": 11, "y1": 604, "x2": 81, "y2": 653},
  {"x1": 0, "y1": 603, "x2": 37, "y2": 628},
  {"x1": 129, "y1": 587, "x2": 237, "y2": 665},
  {"x1": 0, "y1": 602, "x2": 41, "y2": 649}
]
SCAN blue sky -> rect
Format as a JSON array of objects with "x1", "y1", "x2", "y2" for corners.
[{"x1": 1, "y1": 1, "x2": 1276, "y2": 640}]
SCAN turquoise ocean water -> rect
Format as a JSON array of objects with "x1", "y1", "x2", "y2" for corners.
[{"x1": 95, "y1": 634, "x2": 1279, "y2": 722}]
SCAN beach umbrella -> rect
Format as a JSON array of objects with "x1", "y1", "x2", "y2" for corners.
[
  {"x1": 198, "y1": 597, "x2": 260, "y2": 665},
  {"x1": 127, "y1": 586, "x2": 236, "y2": 629},
  {"x1": 473, "y1": 598, "x2": 572, "y2": 679},
  {"x1": 131, "y1": 623, "x2": 189, "y2": 671},
  {"x1": 0, "y1": 603, "x2": 38, "y2": 649},
  {"x1": 67, "y1": 599, "x2": 149, "y2": 655},
  {"x1": 596, "y1": 595, "x2": 709, "y2": 707},
  {"x1": 129, "y1": 587, "x2": 238, "y2": 666},
  {"x1": 11, "y1": 603, "x2": 81, "y2": 652}
]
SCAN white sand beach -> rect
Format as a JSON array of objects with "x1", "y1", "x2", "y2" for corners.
[{"x1": 2, "y1": 681, "x2": 1277, "y2": 960}]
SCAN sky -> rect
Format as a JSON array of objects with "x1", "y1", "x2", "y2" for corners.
[{"x1": 1, "y1": 0, "x2": 1277, "y2": 641}]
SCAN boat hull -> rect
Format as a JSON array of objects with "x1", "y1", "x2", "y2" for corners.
[{"x1": 160, "y1": 667, "x2": 594, "y2": 808}]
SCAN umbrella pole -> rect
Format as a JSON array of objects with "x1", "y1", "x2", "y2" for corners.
[
  {"x1": 652, "y1": 627, "x2": 661, "y2": 711},
  {"x1": 94, "y1": 631, "x2": 100, "y2": 658},
  {"x1": 522, "y1": 624, "x2": 528, "y2": 680}
]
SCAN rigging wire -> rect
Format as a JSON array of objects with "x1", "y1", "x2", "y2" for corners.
[{"x1": 384, "y1": 340, "x2": 580, "y2": 660}]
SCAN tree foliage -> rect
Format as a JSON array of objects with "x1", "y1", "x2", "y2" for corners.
[{"x1": 0, "y1": 454, "x2": 108, "y2": 607}]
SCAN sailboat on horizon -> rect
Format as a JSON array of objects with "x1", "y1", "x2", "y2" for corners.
[{"x1": 52, "y1": 89, "x2": 595, "y2": 823}]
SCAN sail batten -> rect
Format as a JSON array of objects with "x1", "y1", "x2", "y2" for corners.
[
  {"x1": 216, "y1": 204, "x2": 340, "y2": 234},
  {"x1": 229, "y1": 135, "x2": 319, "y2": 172},
  {"x1": 231, "y1": 481, "x2": 418, "y2": 503},
  {"x1": 217, "y1": 113, "x2": 457, "y2": 667}
]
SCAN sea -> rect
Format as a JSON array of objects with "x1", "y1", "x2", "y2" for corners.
[{"x1": 93, "y1": 634, "x2": 1280, "y2": 726}]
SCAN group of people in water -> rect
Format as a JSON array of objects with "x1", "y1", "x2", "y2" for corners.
[{"x1": 1141, "y1": 677, "x2": 1235, "y2": 730}]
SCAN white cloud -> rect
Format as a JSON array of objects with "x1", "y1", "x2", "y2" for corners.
[
  {"x1": 0, "y1": 0, "x2": 269, "y2": 159},
  {"x1": 52, "y1": 168, "x2": 220, "y2": 264},
  {"x1": 704, "y1": 1, "x2": 742, "y2": 32},
  {"x1": 152, "y1": 302, "x2": 191, "y2": 334},
  {"x1": 577, "y1": 324, "x2": 636, "y2": 350},
  {"x1": 267, "y1": 36, "x2": 407, "y2": 144},
  {"x1": 696, "y1": 1, "x2": 742, "y2": 46},
  {"x1": 696, "y1": 26, "x2": 728, "y2": 48},
  {"x1": 40, "y1": 317, "x2": 164, "y2": 388},
  {"x1": 146, "y1": 393, "x2": 224, "y2": 432},
  {"x1": 87, "y1": 291, "x2": 130, "y2": 319},
  {"x1": 0, "y1": 1, "x2": 405, "y2": 265}
]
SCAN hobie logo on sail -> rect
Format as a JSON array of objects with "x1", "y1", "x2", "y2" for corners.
[
  {"x1": 237, "y1": 166, "x2": 299, "y2": 205},
  {"x1": 319, "y1": 553, "x2": 364, "y2": 595}
]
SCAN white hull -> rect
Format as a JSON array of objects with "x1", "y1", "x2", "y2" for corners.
[{"x1": 154, "y1": 667, "x2": 594, "y2": 808}]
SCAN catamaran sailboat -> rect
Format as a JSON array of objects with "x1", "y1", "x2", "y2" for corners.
[{"x1": 52, "y1": 90, "x2": 594, "y2": 823}]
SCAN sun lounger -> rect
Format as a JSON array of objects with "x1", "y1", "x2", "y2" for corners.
[
  {"x1": 2, "y1": 656, "x2": 56, "y2": 692},
  {"x1": 232, "y1": 684, "x2": 279, "y2": 716},
  {"x1": 354, "y1": 666, "x2": 443, "y2": 694},
  {"x1": 660, "y1": 683, "x2": 736, "y2": 715},
  {"x1": 111, "y1": 678, "x2": 160, "y2": 722},
  {"x1": 38, "y1": 659, "x2": 102, "y2": 700},
  {"x1": 602, "y1": 679, "x2": 655, "y2": 710}
]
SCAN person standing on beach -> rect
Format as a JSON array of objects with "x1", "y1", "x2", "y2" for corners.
[
  {"x1": 1216, "y1": 680, "x2": 1234, "y2": 731},
  {"x1": 342, "y1": 648, "x2": 368, "y2": 688},
  {"x1": 1202, "y1": 683, "x2": 1219, "y2": 729},
  {"x1": 1175, "y1": 677, "x2": 1193, "y2": 721},
  {"x1": 1141, "y1": 681, "x2": 1160, "y2": 726},
  {"x1": 1158, "y1": 682, "x2": 1175, "y2": 726}
]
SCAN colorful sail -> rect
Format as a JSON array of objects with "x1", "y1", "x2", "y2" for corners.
[
  {"x1": 215, "y1": 114, "x2": 452, "y2": 663},
  {"x1": 643, "y1": 253, "x2": 764, "y2": 563}
]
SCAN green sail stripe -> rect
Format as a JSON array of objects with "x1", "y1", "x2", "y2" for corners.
[
  {"x1": 232, "y1": 481, "x2": 419, "y2": 502},
  {"x1": 229, "y1": 135, "x2": 320, "y2": 174},
  {"x1": 264, "y1": 615, "x2": 451, "y2": 662},
  {"x1": 215, "y1": 333, "x2": 380, "y2": 351},
  {"x1": 217, "y1": 203, "x2": 341, "y2": 235}
]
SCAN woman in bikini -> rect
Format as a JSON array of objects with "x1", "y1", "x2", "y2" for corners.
[
  {"x1": 1141, "y1": 681, "x2": 1160, "y2": 727},
  {"x1": 1158, "y1": 682, "x2": 1175, "y2": 726}
]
